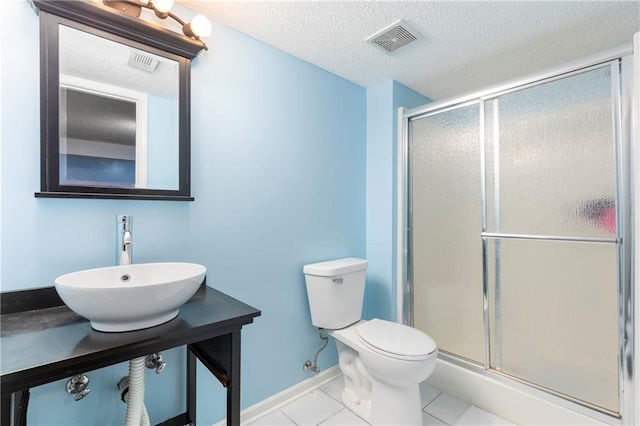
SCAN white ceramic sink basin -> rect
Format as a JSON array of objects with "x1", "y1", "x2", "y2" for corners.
[{"x1": 55, "y1": 262, "x2": 207, "y2": 332}]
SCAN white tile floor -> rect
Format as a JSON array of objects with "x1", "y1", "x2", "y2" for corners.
[{"x1": 247, "y1": 376, "x2": 513, "y2": 426}]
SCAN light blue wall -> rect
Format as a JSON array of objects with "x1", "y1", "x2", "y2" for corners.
[
  {"x1": 365, "y1": 81, "x2": 430, "y2": 322},
  {"x1": 1, "y1": 1, "x2": 365, "y2": 425},
  {"x1": 187, "y1": 17, "x2": 366, "y2": 425}
]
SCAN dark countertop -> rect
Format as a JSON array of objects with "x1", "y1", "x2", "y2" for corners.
[{"x1": 1, "y1": 285, "x2": 261, "y2": 394}]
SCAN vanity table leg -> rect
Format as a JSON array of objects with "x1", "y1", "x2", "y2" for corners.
[
  {"x1": 187, "y1": 330, "x2": 243, "y2": 426},
  {"x1": 1, "y1": 390, "x2": 29, "y2": 426},
  {"x1": 187, "y1": 347, "x2": 197, "y2": 425},
  {"x1": 1, "y1": 393, "x2": 10, "y2": 426},
  {"x1": 226, "y1": 330, "x2": 241, "y2": 426}
]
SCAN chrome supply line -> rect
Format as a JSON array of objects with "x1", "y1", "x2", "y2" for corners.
[{"x1": 303, "y1": 328, "x2": 328, "y2": 375}]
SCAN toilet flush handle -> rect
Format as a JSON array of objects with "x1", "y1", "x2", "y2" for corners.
[{"x1": 333, "y1": 277, "x2": 343, "y2": 284}]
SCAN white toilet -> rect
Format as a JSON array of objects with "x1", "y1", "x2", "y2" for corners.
[{"x1": 303, "y1": 257, "x2": 437, "y2": 425}]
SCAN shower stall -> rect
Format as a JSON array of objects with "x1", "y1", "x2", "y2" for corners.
[{"x1": 399, "y1": 42, "x2": 637, "y2": 424}]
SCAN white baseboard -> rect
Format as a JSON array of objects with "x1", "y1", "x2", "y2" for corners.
[
  {"x1": 213, "y1": 365, "x2": 342, "y2": 426},
  {"x1": 427, "y1": 359, "x2": 610, "y2": 425}
]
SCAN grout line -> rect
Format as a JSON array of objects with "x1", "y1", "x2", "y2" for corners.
[
  {"x1": 247, "y1": 378, "x2": 500, "y2": 426},
  {"x1": 422, "y1": 390, "x2": 443, "y2": 409},
  {"x1": 424, "y1": 391, "x2": 444, "y2": 408},
  {"x1": 314, "y1": 389, "x2": 348, "y2": 426},
  {"x1": 236, "y1": 366, "x2": 342, "y2": 425},
  {"x1": 422, "y1": 411, "x2": 453, "y2": 426},
  {"x1": 316, "y1": 384, "x2": 374, "y2": 425},
  {"x1": 313, "y1": 409, "x2": 337, "y2": 424},
  {"x1": 280, "y1": 409, "x2": 298, "y2": 426},
  {"x1": 422, "y1": 393, "x2": 455, "y2": 426},
  {"x1": 318, "y1": 386, "x2": 340, "y2": 403},
  {"x1": 428, "y1": 413, "x2": 452, "y2": 426}
]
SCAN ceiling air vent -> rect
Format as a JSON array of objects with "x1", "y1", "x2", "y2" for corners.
[
  {"x1": 365, "y1": 19, "x2": 421, "y2": 54},
  {"x1": 127, "y1": 51, "x2": 159, "y2": 73}
]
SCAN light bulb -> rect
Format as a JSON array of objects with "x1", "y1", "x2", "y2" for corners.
[
  {"x1": 184, "y1": 14, "x2": 211, "y2": 38},
  {"x1": 152, "y1": 0, "x2": 173, "y2": 14}
]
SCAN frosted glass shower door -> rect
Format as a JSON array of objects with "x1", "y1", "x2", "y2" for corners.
[
  {"x1": 409, "y1": 63, "x2": 622, "y2": 414},
  {"x1": 485, "y1": 65, "x2": 619, "y2": 412},
  {"x1": 410, "y1": 103, "x2": 484, "y2": 364}
]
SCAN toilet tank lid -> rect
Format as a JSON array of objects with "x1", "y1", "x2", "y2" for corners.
[{"x1": 303, "y1": 258, "x2": 368, "y2": 277}]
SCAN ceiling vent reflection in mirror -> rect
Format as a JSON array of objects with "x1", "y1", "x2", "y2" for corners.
[
  {"x1": 366, "y1": 19, "x2": 421, "y2": 55},
  {"x1": 128, "y1": 51, "x2": 159, "y2": 72}
]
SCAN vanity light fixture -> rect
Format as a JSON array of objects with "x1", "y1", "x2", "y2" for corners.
[{"x1": 103, "y1": 0, "x2": 211, "y2": 50}]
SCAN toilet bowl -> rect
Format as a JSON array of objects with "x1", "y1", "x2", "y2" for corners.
[
  {"x1": 303, "y1": 258, "x2": 438, "y2": 425},
  {"x1": 329, "y1": 319, "x2": 437, "y2": 425}
]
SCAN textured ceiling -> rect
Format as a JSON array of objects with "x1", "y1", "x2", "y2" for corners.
[{"x1": 177, "y1": 0, "x2": 639, "y2": 101}]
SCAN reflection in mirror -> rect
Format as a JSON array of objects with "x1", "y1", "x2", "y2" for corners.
[
  {"x1": 34, "y1": 0, "x2": 203, "y2": 201},
  {"x1": 58, "y1": 25, "x2": 179, "y2": 190}
]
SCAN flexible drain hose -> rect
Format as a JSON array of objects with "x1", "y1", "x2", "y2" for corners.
[
  {"x1": 140, "y1": 405, "x2": 149, "y2": 426},
  {"x1": 124, "y1": 357, "x2": 150, "y2": 426}
]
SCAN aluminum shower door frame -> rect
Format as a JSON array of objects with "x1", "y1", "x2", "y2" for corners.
[{"x1": 399, "y1": 44, "x2": 635, "y2": 424}]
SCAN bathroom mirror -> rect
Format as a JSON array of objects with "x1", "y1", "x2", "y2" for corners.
[{"x1": 33, "y1": 0, "x2": 204, "y2": 200}]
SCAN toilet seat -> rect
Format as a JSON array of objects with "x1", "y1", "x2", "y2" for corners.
[{"x1": 356, "y1": 319, "x2": 436, "y2": 361}]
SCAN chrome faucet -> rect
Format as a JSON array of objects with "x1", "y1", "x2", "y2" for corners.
[{"x1": 116, "y1": 215, "x2": 133, "y2": 265}]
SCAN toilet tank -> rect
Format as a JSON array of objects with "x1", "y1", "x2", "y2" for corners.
[{"x1": 303, "y1": 258, "x2": 368, "y2": 329}]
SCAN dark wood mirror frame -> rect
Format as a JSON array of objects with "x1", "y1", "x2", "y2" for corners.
[{"x1": 32, "y1": 0, "x2": 204, "y2": 201}]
